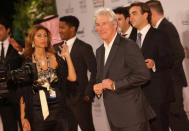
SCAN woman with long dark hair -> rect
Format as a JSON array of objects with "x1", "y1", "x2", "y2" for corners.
[{"x1": 19, "y1": 24, "x2": 76, "y2": 131}]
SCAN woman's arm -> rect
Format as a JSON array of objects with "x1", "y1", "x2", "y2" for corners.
[
  {"x1": 57, "y1": 44, "x2": 76, "y2": 82},
  {"x1": 20, "y1": 97, "x2": 31, "y2": 131}
]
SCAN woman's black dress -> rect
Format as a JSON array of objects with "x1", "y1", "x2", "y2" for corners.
[{"x1": 19, "y1": 55, "x2": 75, "y2": 131}]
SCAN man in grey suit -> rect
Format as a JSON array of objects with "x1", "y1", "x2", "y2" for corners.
[
  {"x1": 146, "y1": 1, "x2": 189, "y2": 130},
  {"x1": 93, "y1": 8, "x2": 155, "y2": 131}
]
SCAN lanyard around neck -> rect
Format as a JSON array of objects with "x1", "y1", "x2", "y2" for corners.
[{"x1": 33, "y1": 53, "x2": 50, "y2": 82}]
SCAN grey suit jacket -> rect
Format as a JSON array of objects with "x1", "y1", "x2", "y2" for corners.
[{"x1": 96, "y1": 34, "x2": 155, "y2": 128}]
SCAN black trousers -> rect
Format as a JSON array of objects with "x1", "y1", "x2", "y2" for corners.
[
  {"x1": 66, "y1": 99, "x2": 95, "y2": 131},
  {"x1": 150, "y1": 103, "x2": 169, "y2": 131},
  {"x1": 0, "y1": 98, "x2": 18, "y2": 131},
  {"x1": 110, "y1": 121, "x2": 150, "y2": 131},
  {"x1": 169, "y1": 84, "x2": 189, "y2": 131}
]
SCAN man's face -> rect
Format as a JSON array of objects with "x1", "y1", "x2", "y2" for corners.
[
  {"x1": 95, "y1": 15, "x2": 117, "y2": 43},
  {"x1": 59, "y1": 21, "x2": 73, "y2": 41},
  {"x1": 129, "y1": 6, "x2": 146, "y2": 30},
  {"x1": 116, "y1": 14, "x2": 129, "y2": 33},
  {"x1": 0, "y1": 24, "x2": 9, "y2": 42}
]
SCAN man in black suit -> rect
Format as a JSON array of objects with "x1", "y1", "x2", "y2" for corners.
[
  {"x1": 129, "y1": 2, "x2": 173, "y2": 131},
  {"x1": 113, "y1": 6, "x2": 137, "y2": 41},
  {"x1": 146, "y1": 1, "x2": 189, "y2": 130},
  {"x1": 54, "y1": 16, "x2": 96, "y2": 131},
  {"x1": 0, "y1": 17, "x2": 23, "y2": 131},
  {"x1": 93, "y1": 7, "x2": 155, "y2": 131}
]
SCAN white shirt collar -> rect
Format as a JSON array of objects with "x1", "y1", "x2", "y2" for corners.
[
  {"x1": 0, "y1": 38, "x2": 10, "y2": 56},
  {"x1": 104, "y1": 32, "x2": 117, "y2": 49},
  {"x1": 137, "y1": 24, "x2": 151, "y2": 46},
  {"x1": 103, "y1": 33, "x2": 117, "y2": 64},
  {"x1": 154, "y1": 17, "x2": 164, "y2": 28},
  {"x1": 65, "y1": 36, "x2": 76, "y2": 53},
  {"x1": 124, "y1": 26, "x2": 133, "y2": 38}
]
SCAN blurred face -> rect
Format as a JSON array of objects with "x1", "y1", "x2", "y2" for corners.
[
  {"x1": 116, "y1": 14, "x2": 129, "y2": 33},
  {"x1": 59, "y1": 21, "x2": 73, "y2": 41},
  {"x1": 34, "y1": 29, "x2": 48, "y2": 48},
  {"x1": 129, "y1": 6, "x2": 147, "y2": 30},
  {"x1": 0, "y1": 24, "x2": 10, "y2": 42},
  {"x1": 95, "y1": 15, "x2": 117, "y2": 43}
]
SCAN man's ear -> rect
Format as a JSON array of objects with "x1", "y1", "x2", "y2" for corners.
[
  {"x1": 144, "y1": 12, "x2": 148, "y2": 20},
  {"x1": 70, "y1": 26, "x2": 76, "y2": 32},
  {"x1": 7, "y1": 28, "x2": 11, "y2": 35}
]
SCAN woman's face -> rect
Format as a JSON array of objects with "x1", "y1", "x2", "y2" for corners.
[{"x1": 33, "y1": 29, "x2": 48, "y2": 48}]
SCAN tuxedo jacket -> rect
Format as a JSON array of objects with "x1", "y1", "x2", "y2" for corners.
[
  {"x1": 54, "y1": 38, "x2": 97, "y2": 103},
  {"x1": 141, "y1": 27, "x2": 174, "y2": 104},
  {"x1": 2, "y1": 44, "x2": 23, "y2": 94},
  {"x1": 96, "y1": 34, "x2": 155, "y2": 128},
  {"x1": 158, "y1": 18, "x2": 187, "y2": 87},
  {"x1": 129, "y1": 27, "x2": 137, "y2": 41}
]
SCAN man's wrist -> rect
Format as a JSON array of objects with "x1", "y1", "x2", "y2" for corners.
[{"x1": 111, "y1": 81, "x2": 115, "y2": 91}]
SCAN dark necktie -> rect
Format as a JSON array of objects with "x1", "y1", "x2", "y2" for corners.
[
  {"x1": 121, "y1": 34, "x2": 127, "y2": 37},
  {"x1": 137, "y1": 33, "x2": 142, "y2": 48},
  {"x1": 1, "y1": 43, "x2": 5, "y2": 63}
]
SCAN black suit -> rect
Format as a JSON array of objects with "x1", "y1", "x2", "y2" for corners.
[
  {"x1": 0, "y1": 43, "x2": 23, "y2": 131},
  {"x1": 140, "y1": 27, "x2": 173, "y2": 131},
  {"x1": 54, "y1": 38, "x2": 96, "y2": 131},
  {"x1": 96, "y1": 34, "x2": 155, "y2": 130},
  {"x1": 128, "y1": 27, "x2": 137, "y2": 41},
  {"x1": 158, "y1": 18, "x2": 189, "y2": 131}
]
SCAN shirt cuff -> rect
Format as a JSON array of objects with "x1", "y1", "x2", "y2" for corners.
[
  {"x1": 152, "y1": 63, "x2": 156, "y2": 72},
  {"x1": 18, "y1": 48, "x2": 24, "y2": 55}
]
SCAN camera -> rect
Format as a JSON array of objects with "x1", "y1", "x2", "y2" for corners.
[
  {"x1": 0, "y1": 64, "x2": 7, "y2": 82},
  {"x1": 9, "y1": 62, "x2": 37, "y2": 83},
  {"x1": 0, "y1": 62, "x2": 37, "y2": 84}
]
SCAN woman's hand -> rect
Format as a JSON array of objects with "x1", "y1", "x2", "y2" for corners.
[
  {"x1": 58, "y1": 44, "x2": 70, "y2": 59},
  {"x1": 21, "y1": 118, "x2": 31, "y2": 131}
]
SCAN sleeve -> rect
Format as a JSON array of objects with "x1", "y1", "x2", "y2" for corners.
[
  {"x1": 114, "y1": 41, "x2": 151, "y2": 90},
  {"x1": 55, "y1": 54, "x2": 78, "y2": 97},
  {"x1": 82, "y1": 45, "x2": 97, "y2": 98}
]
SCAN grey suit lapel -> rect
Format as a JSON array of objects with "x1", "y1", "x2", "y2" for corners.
[
  {"x1": 103, "y1": 35, "x2": 119, "y2": 79},
  {"x1": 98, "y1": 46, "x2": 105, "y2": 82}
]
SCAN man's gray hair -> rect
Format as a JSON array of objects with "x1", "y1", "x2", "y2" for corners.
[{"x1": 94, "y1": 8, "x2": 118, "y2": 24}]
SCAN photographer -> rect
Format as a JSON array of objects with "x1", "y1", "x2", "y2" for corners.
[{"x1": 0, "y1": 17, "x2": 23, "y2": 131}]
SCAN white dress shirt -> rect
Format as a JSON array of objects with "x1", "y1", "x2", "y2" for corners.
[
  {"x1": 121, "y1": 26, "x2": 133, "y2": 38},
  {"x1": 0, "y1": 38, "x2": 10, "y2": 57},
  {"x1": 154, "y1": 17, "x2": 164, "y2": 28},
  {"x1": 104, "y1": 33, "x2": 117, "y2": 65},
  {"x1": 137, "y1": 24, "x2": 156, "y2": 72},
  {"x1": 103, "y1": 33, "x2": 117, "y2": 90},
  {"x1": 137, "y1": 24, "x2": 151, "y2": 47},
  {"x1": 65, "y1": 36, "x2": 76, "y2": 53}
]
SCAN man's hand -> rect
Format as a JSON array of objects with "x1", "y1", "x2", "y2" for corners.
[
  {"x1": 9, "y1": 38, "x2": 23, "y2": 52},
  {"x1": 145, "y1": 59, "x2": 155, "y2": 69},
  {"x1": 93, "y1": 83, "x2": 103, "y2": 95},
  {"x1": 102, "y1": 79, "x2": 115, "y2": 91},
  {"x1": 84, "y1": 96, "x2": 90, "y2": 102}
]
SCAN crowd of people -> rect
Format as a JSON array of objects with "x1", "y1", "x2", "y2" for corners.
[{"x1": 0, "y1": 0, "x2": 188, "y2": 131}]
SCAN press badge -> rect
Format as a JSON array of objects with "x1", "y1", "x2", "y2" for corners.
[{"x1": 49, "y1": 88, "x2": 56, "y2": 98}]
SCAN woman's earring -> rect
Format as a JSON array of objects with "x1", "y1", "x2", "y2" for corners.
[{"x1": 32, "y1": 42, "x2": 35, "y2": 48}]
